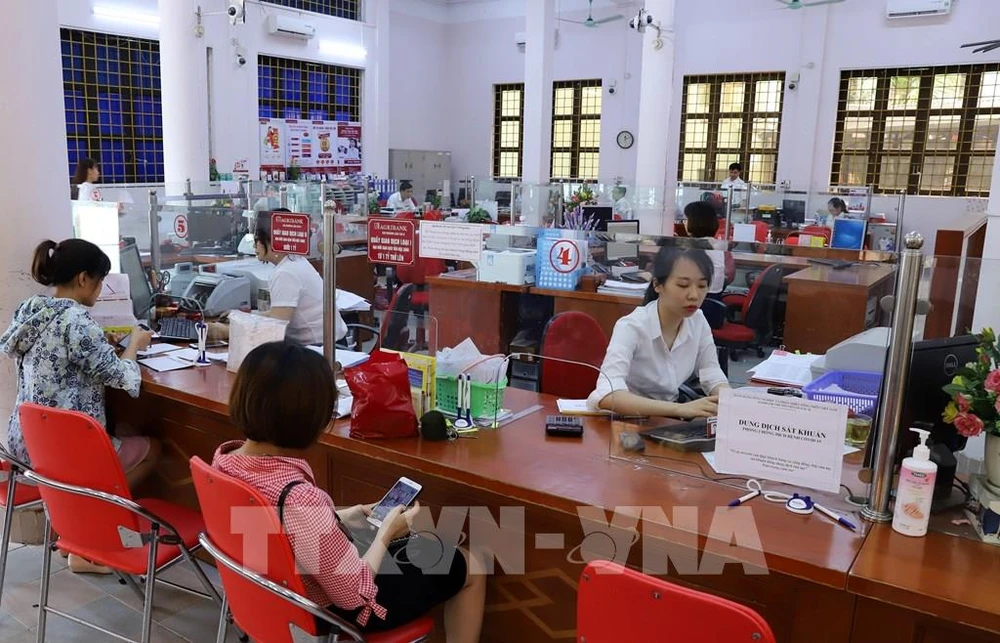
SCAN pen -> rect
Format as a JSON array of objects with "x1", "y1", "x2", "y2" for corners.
[
  {"x1": 728, "y1": 489, "x2": 760, "y2": 507},
  {"x1": 813, "y1": 502, "x2": 857, "y2": 531}
]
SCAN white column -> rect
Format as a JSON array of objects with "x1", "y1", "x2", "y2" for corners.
[
  {"x1": 159, "y1": 0, "x2": 211, "y2": 187},
  {"x1": 972, "y1": 134, "x2": 1000, "y2": 334},
  {"x1": 0, "y1": 0, "x2": 73, "y2": 428},
  {"x1": 633, "y1": 0, "x2": 676, "y2": 235},
  {"x1": 363, "y1": 0, "x2": 390, "y2": 177},
  {"x1": 521, "y1": 0, "x2": 556, "y2": 226}
]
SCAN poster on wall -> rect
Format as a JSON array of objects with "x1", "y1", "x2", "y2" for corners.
[
  {"x1": 258, "y1": 118, "x2": 362, "y2": 177},
  {"x1": 259, "y1": 118, "x2": 286, "y2": 174}
]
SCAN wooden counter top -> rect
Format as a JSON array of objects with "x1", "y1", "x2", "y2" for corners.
[
  {"x1": 849, "y1": 524, "x2": 1000, "y2": 633},
  {"x1": 783, "y1": 264, "x2": 896, "y2": 288},
  {"x1": 426, "y1": 273, "x2": 530, "y2": 293}
]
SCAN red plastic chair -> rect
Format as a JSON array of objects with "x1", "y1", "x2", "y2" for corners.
[
  {"x1": 577, "y1": 560, "x2": 776, "y2": 642},
  {"x1": 190, "y1": 457, "x2": 433, "y2": 643},
  {"x1": 539, "y1": 311, "x2": 609, "y2": 398},
  {"x1": 0, "y1": 445, "x2": 43, "y2": 612},
  {"x1": 18, "y1": 404, "x2": 221, "y2": 643}
]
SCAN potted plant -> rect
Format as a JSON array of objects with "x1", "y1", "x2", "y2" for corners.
[
  {"x1": 942, "y1": 327, "x2": 1000, "y2": 488},
  {"x1": 286, "y1": 158, "x2": 301, "y2": 181},
  {"x1": 466, "y1": 206, "x2": 492, "y2": 224}
]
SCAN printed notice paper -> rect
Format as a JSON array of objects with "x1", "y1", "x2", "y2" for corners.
[
  {"x1": 418, "y1": 221, "x2": 483, "y2": 263},
  {"x1": 714, "y1": 388, "x2": 848, "y2": 493}
]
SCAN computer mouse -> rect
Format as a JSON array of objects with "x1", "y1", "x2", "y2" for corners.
[{"x1": 619, "y1": 431, "x2": 645, "y2": 453}]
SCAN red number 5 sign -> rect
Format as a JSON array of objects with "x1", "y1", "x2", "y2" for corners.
[{"x1": 548, "y1": 239, "x2": 581, "y2": 274}]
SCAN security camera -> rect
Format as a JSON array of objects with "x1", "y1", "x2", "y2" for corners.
[
  {"x1": 608, "y1": 86, "x2": 617, "y2": 95},
  {"x1": 236, "y1": 53, "x2": 247, "y2": 67},
  {"x1": 227, "y1": 0, "x2": 245, "y2": 25},
  {"x1": 788, "y1": 72, "x2": 801, "y2": 91},
  {"x1": 628, "y1": 8, "x2": 654, "y2": 33}
]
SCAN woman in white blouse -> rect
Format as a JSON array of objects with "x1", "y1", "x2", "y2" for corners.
[
  {"x1": 71, "y1": 158, "x2": 103, "y2": 201},
  {"x1": 588, "y1": 246, "x2": 730, "y2": 418}
]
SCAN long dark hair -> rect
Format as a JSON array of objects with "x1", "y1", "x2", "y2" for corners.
[
  {"x1": 828, "y1": 197, "x2": 848, "y2": 215},
  {"x1": 643, "y1": 245, "x2": 714, "y2": 305},
  {"x1": 31, "y1": 239, "x2": 111, "y2": 287},
  {"x1": 72, "y1": 158, "x2": 97, "y2": 186}
]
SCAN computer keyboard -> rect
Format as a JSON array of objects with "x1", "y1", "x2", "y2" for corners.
[
  {"x1": 639, "y1": 418, "x2": 717, "y2": 452},
  {"x1": 158, "y1": 317, "x2": 198, "y2": 341}
]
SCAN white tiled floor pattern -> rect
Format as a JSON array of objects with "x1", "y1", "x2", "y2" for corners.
[{"x1": 0, "y1": 543, "x2": 237, "y2": 642}]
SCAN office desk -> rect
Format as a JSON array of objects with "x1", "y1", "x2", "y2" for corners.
[
  {"x1": 782, "y1": 265, "x2": 896, "y2": 354},
  {"x1": 532, "y1": 287, "x2": 641, "y2": 339},
  {"x1": 110, "y1": 369, "x2": 1000, "y2": 642},
  {"x1": 425, "y1": 274, "x2": 529, "y2": 354}
]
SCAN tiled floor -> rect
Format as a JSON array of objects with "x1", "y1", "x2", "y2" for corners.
[{"x1": 0, "y1": 543, "x2": 236, "y2": 642}]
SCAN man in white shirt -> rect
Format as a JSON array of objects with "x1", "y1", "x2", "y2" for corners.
[
  {"x1": 387, "y1": 181, "x2": 418, "y2": 212},
  {"x1": 612, "y1": 185, "x2": 632, "y2": 220},
  {"x1": 720, "y1": 162, "x2": 746, "y2": 190}
]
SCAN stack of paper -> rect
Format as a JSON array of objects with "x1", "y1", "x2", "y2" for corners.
[
  {"x1": 598, "y1": 280, "x2": 647, "y2": 297},
  {"x1": 305, "y1": 346, "x2": 370, "y2": 369},
  {"x1": 337, "y1": 289, "x2": 371, "y2": 313},
  {"x1": 556, "y1": 399, "x2": 610, "y2": 416},
  {"x1": 91, "y1": 274, "x2": 137, "y2": 332},
  {"x1": 747, "y1": 351, "x2": 821, "y2": 387}
]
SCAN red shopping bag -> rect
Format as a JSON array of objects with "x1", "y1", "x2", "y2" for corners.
[{"x1": 344, "y1": 350, "x2": 418, "y2": 439}]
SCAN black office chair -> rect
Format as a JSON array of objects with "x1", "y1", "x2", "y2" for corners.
[{"x1": 337, "y1": 323, "x2": 380, "y2": 354}]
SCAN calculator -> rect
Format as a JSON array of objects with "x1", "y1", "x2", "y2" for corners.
[{"x1": 545, "y1": 415, "x2": 584, "y2": 438}]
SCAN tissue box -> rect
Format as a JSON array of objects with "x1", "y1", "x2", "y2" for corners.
[{"x1": 479, "y1": 249, "x2": 535, "y2": 286}]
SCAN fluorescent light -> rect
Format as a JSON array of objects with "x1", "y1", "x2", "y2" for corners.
[
  {"x1": 92, "y1": 4, "x2": 161, "y2": 27},
  {"x1": 318, "y1": 40, "x2": 367, "y2": 61}
]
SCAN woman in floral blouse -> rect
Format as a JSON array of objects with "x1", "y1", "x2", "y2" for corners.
[{"x1": 1, "y1": 239, "x2": 159, "y2": 571}]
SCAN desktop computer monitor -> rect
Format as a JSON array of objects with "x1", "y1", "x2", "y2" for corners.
[
  {"x1": 831, "y1": 218, "x2": 867, "y2": 250},
  {"x1": 605, "y1": 220, "x2": 640, "y2": 261},
  {"x1": 606, "y1": 220, "x2": 640, "y2": 235},
  {"x1": 781, "y1": 200, "x2": 806, "y2": 226},
  {"x1": 188, "y1": 210, "x2": 238, "y2": 251},
  {"x1": 582, "y1": 206, "x2": 614, "y2": 231},
  {"x1": 119, "y1": 244, "x2": 153, "y2": 320}
]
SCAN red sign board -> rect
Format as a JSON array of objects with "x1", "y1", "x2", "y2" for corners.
[
  {"x1": 173, "y1": 214, "x2": 188, "y2": 239},
  {"x1": 271, "y1": 212, "x2": 311, "y2": 256},
  {"x1": 368, "y1": 219, "x2": 415, "y2": 266}
]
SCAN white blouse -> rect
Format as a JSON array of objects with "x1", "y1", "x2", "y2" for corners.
[{"x1": 587, "y1": 300, "x2": 728, "y2": 410}]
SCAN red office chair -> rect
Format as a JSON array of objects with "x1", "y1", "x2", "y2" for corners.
[
  {"x1": 713, "y1": 264, "x2": 787, "y2": 360},
  {"x1": 0, "y1": 445, "x2": 43, "y2": 612},
  {"x1": 190, "y1": 457, "x2": 433, "y2": 643},
  {"x1": 752, "y1": 220, "x2": 770, "y2": 242},
  {"x1": 577, "y1": 560, "x2": 776, "y2": 643},
  {"x1": 18, "y1": 404, "x2": 221, "y2": 643},
  {"x1": 539, "y1": 311, "x2": 609, "y2": 398}
]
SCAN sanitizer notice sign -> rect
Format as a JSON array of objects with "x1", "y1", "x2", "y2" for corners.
[{"x1": 271, "y1": 212, "x2": 311, "y2": 256}]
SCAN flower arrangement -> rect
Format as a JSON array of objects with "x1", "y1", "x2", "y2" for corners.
[
  {"x1": 942, "y1": 327, "x2": 1000, "y2": 438},
  {"x1": 560, "y1": 205, "x2": 599, "y2": 231},
  {"x1": 566, "y1": 183, "x2": 598, "y2": 209}
]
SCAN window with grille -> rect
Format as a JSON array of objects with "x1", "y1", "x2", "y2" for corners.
[
  {"x1": 492, "y1": 83, "x2": 525, "y2": 179},
  {"x1": 261, "y1": 0, "x2": 360, "y2": 21},
  {"x1": 678, "y1": 72, "x2": 785, "y2": 184},
  {"x1": 550, "y1": 79, "x2": 603, "y2": 181},
  {"x1": 257, "y1": 55, "x2": 362, "y2": 121},
  {"x1": 61, "y1": 29, "x2": 163, "y2": 184},
  {"x1": 832, "y1": 65, "x2": 1000, "y2": 196}
]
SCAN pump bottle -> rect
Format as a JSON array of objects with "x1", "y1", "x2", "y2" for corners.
[{"x1": 892, "y1": 428, "x2": 937, "y2": 537}]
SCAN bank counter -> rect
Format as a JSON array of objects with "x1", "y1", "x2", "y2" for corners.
[{"x1": 110, "y1": 361, "x2": 1000, "y2": 643}]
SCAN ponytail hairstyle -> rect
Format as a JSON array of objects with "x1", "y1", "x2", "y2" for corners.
[
  {"x1": 31, "y1": 239, "x2": 111, "y2": 287},
  {"x1": 643, "y1": 243, "x2": 714, "y2": 305},
  {"x1": 828, "y1": 197, "x2": 848, "y2": 215}
]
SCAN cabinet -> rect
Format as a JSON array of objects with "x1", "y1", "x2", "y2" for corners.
[{"x1": 388, "y1": 149, "x2": 452, "y2": 204}]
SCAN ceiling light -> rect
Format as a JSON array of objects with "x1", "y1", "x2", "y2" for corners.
[
  {"x1": 318, "y1": 40, "x2": 367, "y2": 61},
  {"x1": 92, "y1": 4, "x2": 161, "y2": 27}
]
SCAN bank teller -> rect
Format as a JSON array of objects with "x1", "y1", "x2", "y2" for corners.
[
  {"x1": 213, "y1": 210, "x2": 347, "y2": 345},
  {"x1": 387, "y1": 181, "x2": 418, "y2": 212},
  {"x1": 587, "y1": 246, "x2": 730, "y2": 418},
  {"x1": 720, "y1": 162, "x2": 746, "y2": 190}
]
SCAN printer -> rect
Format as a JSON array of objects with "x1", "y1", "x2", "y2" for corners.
[
  {"x1": 183, "y1": 273, "x2": 252, "y2": 317},
  {"x1": 478, "y1": 248, "x2": 535, "y2": 286},
  {"x1": 809, "y1": 326, "x2": 925, "y2": 378},
  {"x1": 215, "y1": 259, "x2": 275, "y2": 309}
]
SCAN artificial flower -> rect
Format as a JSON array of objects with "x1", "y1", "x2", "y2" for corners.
[
  {"x1": 953, "y1": 412, "x2": 985, "y2": 438},
  {"x1": 943, "y1": 401, "x2": 959, "y2": 423},
  {"x1": 985, "y1": 369, "x2": 1000, "y2": 394},
  {"x1": 956, "y1": 394, "x2": 970, "y2": 413}
]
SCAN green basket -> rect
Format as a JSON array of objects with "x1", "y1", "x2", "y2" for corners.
[{"x1": 436, "y1": 375, "x2": 507, "y2": 419}]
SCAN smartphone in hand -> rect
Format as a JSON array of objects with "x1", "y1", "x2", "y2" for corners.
[{"x1": 366, "y1": 477, "x2": 422, "y2": 528}]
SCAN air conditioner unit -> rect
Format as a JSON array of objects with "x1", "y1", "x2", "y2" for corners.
[
  {"x1": 266, "y1": 14, "x2": 316, "y2": 39},
  {"x1": 886, "y1": 0, "x2": 952, "y2": 19}
]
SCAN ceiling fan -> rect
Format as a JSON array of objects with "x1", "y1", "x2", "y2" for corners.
[
  {"x1": 962, "y1": 39, "x2": 1000, "y2": 54},
  {"x1": 774, "y1": 0, "x2": 846, "y2": 9},
  {"x1": 558, "y1": 0, "x2": 625, "y2": 28}
]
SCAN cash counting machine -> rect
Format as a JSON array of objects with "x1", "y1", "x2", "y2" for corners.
[{"x1": 182, "y1": 272, "x2": 252, "y2": 317}]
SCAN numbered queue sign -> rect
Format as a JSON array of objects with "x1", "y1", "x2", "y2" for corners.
[{"x1": 535, "y1": 229, "x2": 588, "y2": 291}]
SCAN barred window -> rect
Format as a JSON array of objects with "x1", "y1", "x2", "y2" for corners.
[
  {"x1": 833, "y1": 64, "x2": 1000, "y2": 195},
  {"x1": 61, "y1": 29, "x2": 163, "y2": 184},
  {"x1": 551, "y1": 79, "x2": 602, "y2": 181},
  {"x1": 261, "y1": 0, "x2": 360, "y2": 21},
  {"x1": 679, "y1": 72, "x2": 785, "y2": 184},
  {"x1": 492, "y1": 83, "x2": 524, "y2": 179},
  {"x1": 257, "y1": 55, "x2": 361, "y2": 121}
]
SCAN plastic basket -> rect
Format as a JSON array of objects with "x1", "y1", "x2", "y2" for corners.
[
  {"x1": 436, "y1": 375, "x2": 507, "y2": 419},
  {"x1": 802, "y1": 370, "x2": 882, "y2": 415}
]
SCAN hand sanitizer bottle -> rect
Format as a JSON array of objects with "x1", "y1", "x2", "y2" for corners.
[{"x1": 892, "y1": 428, "x2": 937, "y2": 537}]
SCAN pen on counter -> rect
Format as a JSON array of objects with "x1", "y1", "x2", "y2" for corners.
[
  {"x1": 814, "y1": 502, "x2": 857, "y2": 531},
  {"x1": 728, "y1": 489, "x2": 760, "y2": 507}
]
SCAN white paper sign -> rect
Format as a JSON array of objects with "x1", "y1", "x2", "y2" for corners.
[
  {"x1": 418, "y1": 221, "x2": 483, "y2": 263},
  {"x1": 714, "y1": 388, "x2": 848, "y2": 493}
]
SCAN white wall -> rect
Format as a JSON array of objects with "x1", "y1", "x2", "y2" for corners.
[
  {"x1": 387, "y1": 11, "x2": 450, "y2": 152},
  {"x1": 58, "y1": 0, "x2": 383, "y2": 180}
]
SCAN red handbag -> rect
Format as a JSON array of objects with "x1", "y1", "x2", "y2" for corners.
[{"x1": 344, "y1": 351, "x2": 418, "y2": 439}]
